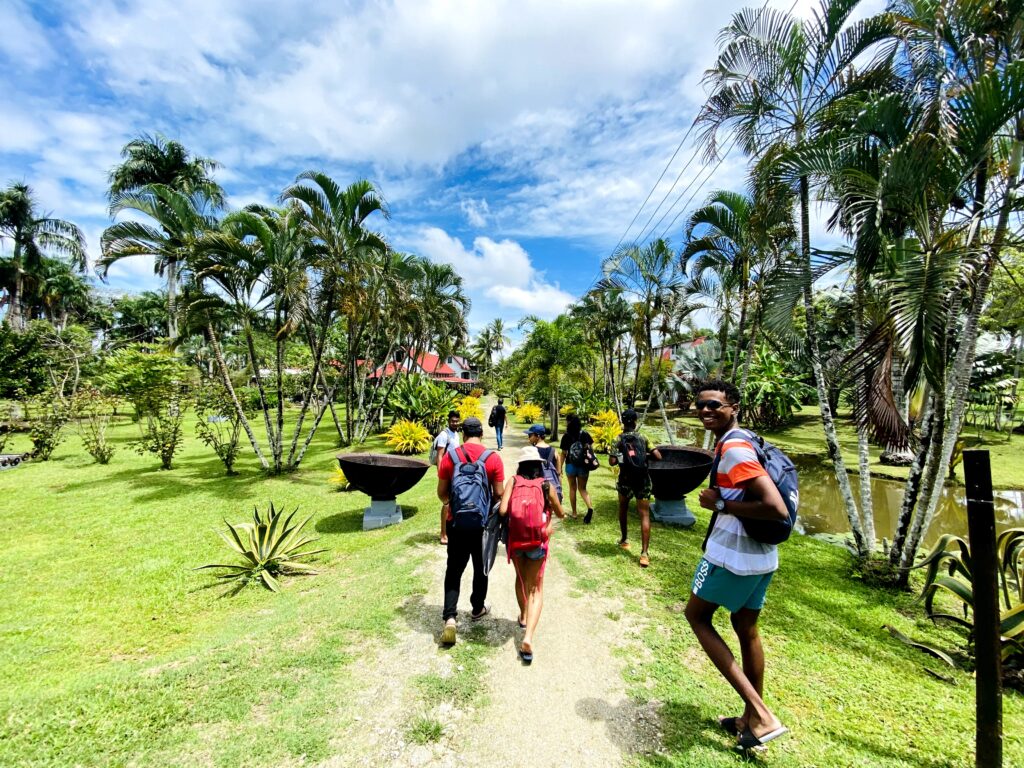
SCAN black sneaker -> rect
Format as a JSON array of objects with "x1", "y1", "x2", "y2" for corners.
[{"x1": 584, "y1": 509, "x2": 593, "y2": 524}]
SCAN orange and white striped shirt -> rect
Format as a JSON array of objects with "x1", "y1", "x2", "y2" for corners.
[{"x1": 705, "y1": 434, "x2": 778, "y2": 576}]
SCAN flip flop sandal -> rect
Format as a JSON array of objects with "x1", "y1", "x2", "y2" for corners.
[
  {"x1": 737, "y1": 726, "x2": 789, "y2": 750},
  {"x1": 471, "y1": 605, "x2": 490, "y2": 621},
  {"x1": 717, "y1": 716, "x2": 741, "y2": 736},
  {"x1": 518, "y1": 647, "x2": 533, "y2": 665},
  {"x1": 518, "y1": 618, "x2": 527, "y2": 628}
]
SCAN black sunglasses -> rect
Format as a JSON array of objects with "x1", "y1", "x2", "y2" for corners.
[{"x1": 695, "y1": 399, "x2": 733, "y2": 411}]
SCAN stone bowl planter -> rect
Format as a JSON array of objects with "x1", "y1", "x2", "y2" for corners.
[
  {"x1": 336, "y1": 453, "x2": 430, "y2": 530},
  {"x1": 647, "y1": 445, "x2": 714, "y2": 527},
  {"x1": 0, "y1": 453, "x2": 27, "y2": 471}
]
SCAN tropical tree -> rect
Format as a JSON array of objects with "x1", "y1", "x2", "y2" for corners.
[
  {"x1": 0, "y1": 183, "x2": 87, "y2": 331},
  {"x1": 571, "y1": 287, "x2": 633, "y2": 413},
  {"x1": 515, "y1": 314, "x2": 592, "y2": 439},
  {"x1": 696, "y1": 0, "x2": 897, "y2": 555},
  {"x1": 99, "y1": 185, "x2": 218, "y2": 342},
  {"x1": 108, "y1": 133, "x2": 224, "y2": 208}
]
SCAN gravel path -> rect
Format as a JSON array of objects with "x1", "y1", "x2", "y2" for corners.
[{"x1": 319, "y1": 400, "x2": 657, "y2": 767}]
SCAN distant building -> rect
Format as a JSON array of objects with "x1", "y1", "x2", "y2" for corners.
[
  {"x1": 657, "y1": 336, "x2": 707, "y2": 363},
  {"x1": 369, "y1": 349, "x2": 479, "y2": 391}
]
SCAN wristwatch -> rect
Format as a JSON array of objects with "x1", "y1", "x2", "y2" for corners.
[{"x1": 714, "y1": 498, "x2": 726, "y2": 513}]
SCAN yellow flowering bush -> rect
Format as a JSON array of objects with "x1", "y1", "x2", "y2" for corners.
[
  {"x1": 329, "y1": 466, "x2": 351, "y2": 491},
  {"x1": 516, "y1": 403, "x2": 542, "y2": 423},
  {"x1": 559, "y1": 404, "x2": 576, "y2": 416},
  {"x1": 458, "y1": 396, "x2": 483, "y2": 421},
  {"x1": 469, "y1": 388, "x2": 485, "y2": 399},
  {"x1": 590, "y1": 409, "x2": 622, "y2": 453},
  {"x1": 384, "y1": 419, "x2": 432, "y2": 455}
]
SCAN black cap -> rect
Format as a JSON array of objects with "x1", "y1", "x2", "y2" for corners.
[
  {"x1": 621, "y1": 408, "x2": 638, "y2": 424},
  {"x1": 462, "y1": 417, "x2": 484, "y2": 436}
]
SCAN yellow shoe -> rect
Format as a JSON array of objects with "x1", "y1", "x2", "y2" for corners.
[
  {"x1": 441, "y1": 621, "x2": 456, "y2": 645},
  {"x1": 639, "y1": 553, "x2": 650, "y2": 568}
]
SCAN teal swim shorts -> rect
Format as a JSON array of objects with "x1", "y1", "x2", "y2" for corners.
[{"x1": 690, "y1": 557, "x2": 774, "y2": 614}]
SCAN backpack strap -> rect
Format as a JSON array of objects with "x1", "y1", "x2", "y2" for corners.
[{"x1": 702, "y1": 426, "x2": 746, "y2": 552}]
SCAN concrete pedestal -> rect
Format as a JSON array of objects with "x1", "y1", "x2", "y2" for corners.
[
  {"x1": 363, "y1": 499, "x2": 403, "y2": 530},
  {"x1": 652, "y1": 497, "x2": 696, "y2": 528}
]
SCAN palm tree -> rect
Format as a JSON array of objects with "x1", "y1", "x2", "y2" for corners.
[
  {"x1": 696, "y1": 0, "x2": 896, "y2": 556},
  {"x1": 0, "y1": 183, "x2": 86, "y2": 331},
  {"x1": 571, "y1": 288, "x2": 634, "y2": 412},
  {"x1": 517, "y1": 314, "x2": 592, "y2": 439},
  {"x1": 99, "y1": 185, "x2": 218, "y2": 342},
  {"x1": 281, "y1": 173, "x2": 389, "y2": 447},
  {"x1": 108, "y1": 133, "x2": 224, "y2": 209},
  {"x1": 485, "y1": 318, "x2": 510, "y2": 361}
]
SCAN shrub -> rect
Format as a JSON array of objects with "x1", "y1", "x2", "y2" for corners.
[
  {"x1": 458, "y1": 395, "x2": 483, "y2": 421},
  {"x1": 197, "y1": 502, "x2": 325, "y2": 592},
  {"x1": 27, "y1": 393, "x2": 69, "y2": 460},
  {"x1": 559, "y1": 404, "x2": 575, "y2": 416},
  {"x1": 515, "y1": 403, "x2": 542, "y2": 423},
  {"x1": 194, "y1": 379, "x2": 243, "y2": 475},
  {"x1": 134, "y1": 400, "x2": 185, "y2": 470},
  {"x1": 385, "y1": 419, "x2": 431, "y2": 454},
  {"x1": 386, "y1": 374, "x2": 460, "y2": 434},
  {"x1": 469, "y1": 388, "x2": 484, "y2": 399},
  {"x1": 589, "y1": 409, "x2": 622, "y2": 453},
  {"x1": 742, "y1": 346, "x2": 814, "y2": 429},
  {"x1": 72, "y1": 387, "x2": 116, "y2": 464}
]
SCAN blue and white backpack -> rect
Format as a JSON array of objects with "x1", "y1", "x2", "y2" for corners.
[{"x1": 447, "y1": 446, "x2": 494, "y2": 530}]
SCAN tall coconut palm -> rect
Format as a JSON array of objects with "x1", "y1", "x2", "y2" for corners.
[
  {"x1": 696, "y1": 0, "x2": 897, "y2": 556},
  {"x1": 517, "y1": 314, "x2": 592, "y2": 439},
  {"x1": 571, "y1": 287, "x2": 634, "y2": 412},
  {"x1": 0, "y1": 183, "x2": 86, "y2": 331}
]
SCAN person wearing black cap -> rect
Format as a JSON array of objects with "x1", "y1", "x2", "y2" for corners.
[
  {"x1": 436, "y1": 416, "x2": 505, "y2": 645},
  {"x1": 608, "y1": 408, "x2": 661, "y2": 568}
]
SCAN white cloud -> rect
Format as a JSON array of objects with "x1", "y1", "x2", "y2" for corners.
[
  {"x1": 0, "y1": 1, "x2": 55, "y2": 71},
  {"x1": 460, "y1": 198, "x2": 490, "y2": 228},
  {"x1": 405, "y1": 226, "x2": 573, "y2": 322}
]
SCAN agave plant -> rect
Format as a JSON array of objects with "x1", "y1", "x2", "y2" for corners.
[
  {"x1": 915, "y1": 528, "x2": 1024, "y2": 662},
  {"x1": 198, "y1": 502, "x2": 326, "y2": 592}
]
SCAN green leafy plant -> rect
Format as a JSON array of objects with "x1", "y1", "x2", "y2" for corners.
[
  {"x1": 741, "y1": 346, "x2": 814, "y2": 429},
  {"x1": 27, "y1": 393, "x2": 69, "y2": 460},
  {"x1": 515, "y1": 403, "x2": 542, "y2": 424},
  {"x1": 133, "y1": 393, "x2": 185, "y2": 470},
  {"x1": 198, "y1": 502, "x2": 326, "y2": 592},
  {"x1": 386, "y1": 374, "x2": 460, "y2": 434},
  {"x1": 194, "y1": 379, "x2": 243, "y2": 475},
  {"x1": 914, "y1": 529, "x2": 1024, "y2": 671},
  {"x1": 71, "y1": 387, "x2": 116, "y2": 464},
  {"x1": 384, "y1": 419, "x2": 431, "y2": 455}
]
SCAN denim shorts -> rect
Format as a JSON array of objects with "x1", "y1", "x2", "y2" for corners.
[
  {"x1": 565, "y1": 463, "x2": 589, "y2": 478},
  {"x1": 515, "y1": 545, "x2": 547, "y2": 560},
  {"x1": 690, "y1": 557, "x2": 774, "y2": 614}
]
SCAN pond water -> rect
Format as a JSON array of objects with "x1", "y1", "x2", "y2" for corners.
[
  {"x1": 644, "y1": 420, "x2": 1024, "y2": 545},
  {"x1": 793, "y1": 458, "x2": 1024, "y2": 547}
]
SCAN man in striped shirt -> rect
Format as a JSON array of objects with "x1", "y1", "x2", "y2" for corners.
[{"x1": 684, "y1": 379, "x2": 789, "y2": 750}]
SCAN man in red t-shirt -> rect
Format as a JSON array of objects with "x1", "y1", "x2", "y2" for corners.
[{"x1": 436, "y1": 416, "x2": 504, "y2": 645}]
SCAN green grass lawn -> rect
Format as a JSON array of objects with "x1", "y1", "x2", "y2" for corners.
[
  {"x1": 555, "y1": 467, "x2": 1024, "y2": 768},
  {"x1": 2, "y1": 413, "x2": 1021, "y2": 766}
]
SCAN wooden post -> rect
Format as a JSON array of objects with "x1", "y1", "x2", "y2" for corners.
[{"x1": 963, "y1": 449, "x2": 1001, "y2": 768}]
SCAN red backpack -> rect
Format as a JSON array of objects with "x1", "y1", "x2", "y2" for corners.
[{"x1": 506, "y1": 476, "x2": 548, "y2": 559}]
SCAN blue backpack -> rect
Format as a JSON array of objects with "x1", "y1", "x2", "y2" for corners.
[
  {"x1": 713, "y1": 428, "x2": 799, "y2": 545},
  {"x1": 448, "y1": 445, "x2": 494, "y2": 530},
  {"x1": 538, "y1": 446, "x2": 562, "y2": 501}
]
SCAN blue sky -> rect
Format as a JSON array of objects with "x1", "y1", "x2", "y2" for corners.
[{"x1": 0, "y1": 0, "x2": 875, "y2": 338}]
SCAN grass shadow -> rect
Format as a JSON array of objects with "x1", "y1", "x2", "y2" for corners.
[
  {"x1": 575, "y1": 540, "x2": 634, "y2": 560},
  {"x1": 399, "y1": 593, "x2": 520, "y2": 648},
  {"x1": 315, "y1": 511, "x2": 364, "y2": 534}
]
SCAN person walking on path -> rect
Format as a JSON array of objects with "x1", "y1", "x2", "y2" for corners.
[
  {"x1": 559, "y1": 413, "x2": 595, "y2": 523},
  {"x1": 526, "y1": 423, "x2": 562, "y2": 501},
  {"x1": 430, "y1": 411, "x2": 462, "y2": 545},
  {"x1": 608, "y1": 409, "x2": 661, "y2": 568},
  {"x1": 436, "y1": 416, "x2": 505, "y2": 645},
  {"x1": 499, "y1": 445, "x2": 564, "y2": 664},
  {"x1": 684, "y1": 379, "x2": 789, "y2": 750},
  {"x1": 488, "y1": 398, "x2": 510, "y2": 450}
]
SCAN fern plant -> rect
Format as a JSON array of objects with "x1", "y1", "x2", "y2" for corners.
[
  {"x1": 384, "y1": 419, "x2": 431, "y2": 454},
  {"x1": 198, "y1": 503, "x2": 325, "y2": 592}
]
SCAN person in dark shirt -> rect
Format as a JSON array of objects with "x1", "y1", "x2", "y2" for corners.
[
  {"x1": 489, "y1": 398, "x2": 509, "y2": 450},
  {"x1": 559, "y1": 413, "x2": 595, "y2": 523}
]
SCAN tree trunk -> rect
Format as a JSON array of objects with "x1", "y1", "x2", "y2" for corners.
[
  {"x1": 799, "y1": 174, "x2": 868, "y2": 556},
  {"x1": 167, "y1": 257, "x2": 178, "y2": 343},
  {"x1": 905, "y1": 130, "x2": 1023, "y2": 562},
  {"x1": 7, "y1": 243, "x2": 25, "y2": 330},
  {"x1": 738, "y1": 303, "x2": 761, "y2": 413},
  {"x1": 854, "y1": 271, "x2": 875, "y2": 552},
  {"x1": 244, "y1": 324, "x2": 277, "y2": 453},
  {"x1": 889, "y1": 388, "x2": 934, "y2": 568},
  {"x1": 208, "y1": 319, "x2": 269, "y2": 470},
  {"x1": 274, "y1": 325, "x2": 284, "y2": 472}
]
